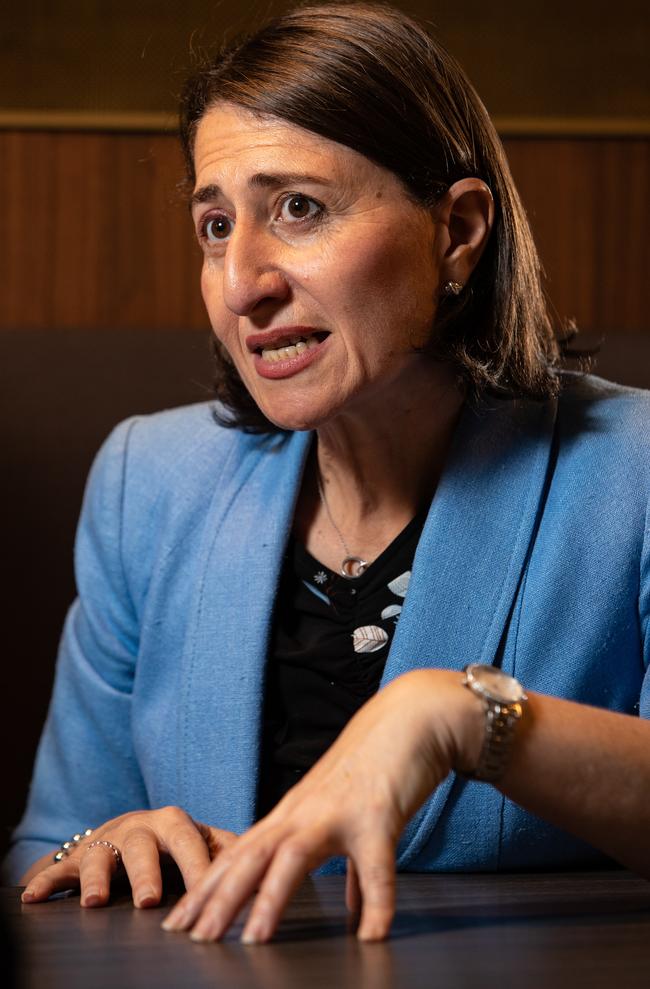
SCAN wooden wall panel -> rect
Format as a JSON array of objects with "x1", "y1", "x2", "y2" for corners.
[
  {"x1": 505, "y1": 138, "x2": 649, "y2": 334},
  {"x1": 3, "y1": 0, "x2": 648, "y2": 124},
  {"x1": 1, "y1": 131, "x2": 648, "y2": 334},
  {"x1": 1, "y1": 131, "x2": 208, "y2": 331}
]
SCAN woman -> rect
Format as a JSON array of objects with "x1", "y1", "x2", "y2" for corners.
[{"x1": 9, "y1": 3, "x2": 650, "y2": 944}]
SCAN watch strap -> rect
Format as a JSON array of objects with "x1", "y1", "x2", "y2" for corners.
[{"x1": 463, "y1": 699, "x2": 523, "y2": 783}]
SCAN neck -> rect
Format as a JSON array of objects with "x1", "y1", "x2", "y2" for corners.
[{"x1": 313, "y1": 361, "x2": 465, "y2": 532}]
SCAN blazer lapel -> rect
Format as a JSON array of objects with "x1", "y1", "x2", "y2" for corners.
[
  {"x1": 384, "y1": 395, "x2": 558, "y2": 865},
  {"x1": 178, "y1": 428, "x2": 312, "y2": 832}
]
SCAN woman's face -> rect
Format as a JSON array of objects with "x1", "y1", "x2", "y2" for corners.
[{"x1": 191, "y1": 104, "x2": 448, "y2": 430}]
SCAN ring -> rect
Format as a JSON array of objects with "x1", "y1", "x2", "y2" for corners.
[{"x1": 84, "y1": 839, "x2": 122, "y2": 869}]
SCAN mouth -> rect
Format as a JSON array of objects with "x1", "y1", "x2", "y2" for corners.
[
  {"x1": 246, "y1": 327, "x2": 330, "y2": 363},
  {"x1": 247, "y1": 327, "x2": 331, "y2": 380}
]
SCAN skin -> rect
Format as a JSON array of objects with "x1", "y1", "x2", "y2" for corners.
[
  {"x1": 20, "y1": 813, "x2": 238, "y2": 906},
  {"x1": 190, "y1": 104, "x2": 493, "y2": 561},
  {"x1": 21, "y1": 105, "x2": 650, "y2": 942}
]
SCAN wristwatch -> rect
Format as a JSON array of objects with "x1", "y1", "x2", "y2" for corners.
[{"x1": 461, "y1": 663, "x2": 528, "y2": 783}]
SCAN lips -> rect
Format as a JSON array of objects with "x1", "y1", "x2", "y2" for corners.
[
  {"x1": 245, "y1": 326, "x2": 329, "y2": 353},
  {"x1": 250, "y1": 328, "x2": 331, "y2": 380}
]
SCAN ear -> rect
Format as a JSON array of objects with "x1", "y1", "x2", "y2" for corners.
[{"x1": 434, "y1": 178, "x2": 494, "y2": 288}]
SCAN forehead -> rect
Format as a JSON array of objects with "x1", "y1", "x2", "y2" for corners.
[{"x1": 193, "y1": 103, "x2": 380, "y2": 190}]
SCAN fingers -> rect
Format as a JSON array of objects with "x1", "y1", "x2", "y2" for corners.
[
  {"x1": 21, "y1": 859, "x2": 81, "y2": 903},
  {"x1": 191, "y1": 840, "x2": 278, "y2": 942},
  {"x1": 163, "y1": 837, "x2": 274, "y2": 939},
  {"x1": 204, "y1": 826, "x2": 240, "y2": 857},
  {"x1": 22, "y1": 841, "x2": 120, "y2": 908},
  {"x1": 164, "y1": 827, "x2": 394, "y2": 944},
  {"x1": 117, "y1": 811, "x2": 217, "y2": 906},
  {"x1": 164, "y1": 826, "x2": 330, "y2": 944},
  {"x1": 120, "y1": 827, "x2": 163, "y2": 908},
  {"x1": 345, "y1": 856, "x2": 361, "y2": 914},
  {"x1": 78, "y1": 842, "x2": 121, "y2": 908},
  {"x1": 164, "y1": 818, "x2": 212, "y2": 892},
  {"x1": 240, "y1": 836, "x2": 328, "y2": 943},
  {"x1": 352, "y1": 838, "x2": 396, "y2": 941}
]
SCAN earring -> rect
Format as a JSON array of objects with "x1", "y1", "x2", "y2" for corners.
[{"x1": 442, "y1": 280, "x2": 464, "y2": 296}]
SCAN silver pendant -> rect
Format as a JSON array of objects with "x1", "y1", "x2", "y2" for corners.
[{"x1": 340, "y1": 555, "x2": 368, "y2": 579}]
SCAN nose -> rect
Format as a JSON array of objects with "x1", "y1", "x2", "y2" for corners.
[{"x1": 221, "y1": 222, "x2": 290, "y2": 317}]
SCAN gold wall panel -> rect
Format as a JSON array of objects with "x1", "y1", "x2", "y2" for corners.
[
  {"x1": 2, "y1": 1, "x2": 648, "y2": 133},
  {"x1": 1, "y1": 130, "x2": 647, "y2": 333}
]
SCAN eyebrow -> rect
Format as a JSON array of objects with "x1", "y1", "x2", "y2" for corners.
[{"x1": 190, "y1": 172, "x2": 333, "y2": 209}]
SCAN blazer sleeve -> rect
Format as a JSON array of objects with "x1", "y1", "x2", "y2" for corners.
[
  {"x1": 640, "y1": 494, "x2": 650, "y2": 718},
  {"x1": 4, "y1": 418, "x2": 150, "y2": 882}
]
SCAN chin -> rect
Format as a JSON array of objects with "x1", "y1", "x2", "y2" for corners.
[
  {"x1": 256, "y1": 397, "x2": 336, "y2": 433},
  {"x1": 262, "y1": 410, "x2": 323, "y2": 433}
]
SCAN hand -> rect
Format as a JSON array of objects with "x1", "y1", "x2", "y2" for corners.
[
  {"x1": 20, "y1": 807, "x2": 238, "y2": 908},
  {"x1": 163, "y1": 669, "x2": 481, "y2": 943}
]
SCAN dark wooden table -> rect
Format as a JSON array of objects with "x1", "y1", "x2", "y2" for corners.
[{"x1": 4, "y1": 873, "x2": 650, "y2": 989}]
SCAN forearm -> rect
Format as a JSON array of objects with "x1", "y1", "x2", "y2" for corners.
[{"x1": 493, "y1": 691, "x2": 650, "y2": 877}]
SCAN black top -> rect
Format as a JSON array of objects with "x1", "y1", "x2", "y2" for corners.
[{"x1": 256, "y1": 510, "x2": 428, "y2": 817}]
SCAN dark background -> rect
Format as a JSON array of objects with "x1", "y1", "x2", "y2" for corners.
[
  {"x1": 2, "y1": 0, "x2": 648, "y2": 121},
  {"x1": 1, "y1": 0, "x2": 649, "y2": 865}
]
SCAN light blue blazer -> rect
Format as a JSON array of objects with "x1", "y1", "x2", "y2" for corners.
[{"x1": 6, "y1": 374, "x2": 650, "y2": 881}]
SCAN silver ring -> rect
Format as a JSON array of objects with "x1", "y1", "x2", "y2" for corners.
[{"x1": 84, "y1": 839, "x2": 122, "y2": 869}]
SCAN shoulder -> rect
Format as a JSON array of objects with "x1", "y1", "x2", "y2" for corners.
[
  {"x1": 87, "y1": 400, "x2": 300, "y2": 525},
  {"x1": 103, "y1": 401, "x2": 250, "y2": 473},
  {"x1": 556, "y1": 372, "x2": 650, "y2": 464},
  {"x1": 83, "y1": 400, "x2": 289, "y2": 529},
  {"x1": 91, "y1": 401, "x2": 280, "y2": 498},
  {"x1": 547, "y1": 373, "x2": 650, "y2": 560},
  {"x1": 558, "y1": 371, "x2": 650, "y2": 423},
  {"x1": 80, "y1": 403, "x2": 297, "y2": 610}
]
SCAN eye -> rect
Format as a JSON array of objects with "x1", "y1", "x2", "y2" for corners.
[
  {"x1": 202, "y1": 214, "x2": 233, "y2": 243},
  {"x1": 278, "y1": 194, "x2": 323, "y2": 223}
]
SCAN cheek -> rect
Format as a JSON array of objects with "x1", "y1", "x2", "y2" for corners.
[
  {"x1": 200, "y1": 261, "x2": 230, "y2": 341},
  {"x1": 200, "y1": 267, "x2": 241, "y2": 366},
  {"x1": 342, "y1": 233, "x2": 439, "y2": 339},
  {"x1": 200, "y1": 259, "x2": 218, "y2": 310},
  {"x1": 346, "y1": 224, "x2": 436, "y2": 298}
]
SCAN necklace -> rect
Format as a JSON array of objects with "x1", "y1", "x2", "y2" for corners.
[{"x1": 316, "y1": 472, "x2": 370, "y2": 579}]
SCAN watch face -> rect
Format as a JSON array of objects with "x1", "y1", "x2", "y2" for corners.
[{"x1": 466, "y1": 664, "x2": 525, "y2": 704}]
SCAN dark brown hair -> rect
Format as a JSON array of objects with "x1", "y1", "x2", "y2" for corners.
[{"x1": 180, "y1": 2, "x2": 561, "y2": 432}]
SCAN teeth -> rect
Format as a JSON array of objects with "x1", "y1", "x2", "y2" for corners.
[{"x1": 261, "y1": 334, "x2": 321, "y2": 362}]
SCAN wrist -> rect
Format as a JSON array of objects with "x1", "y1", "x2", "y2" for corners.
[
  {"x1": 444, "y1": 671, "x2": 486, "y2": 775},
  {"x1": 459, "y1": 664, "x2": 529, "y2": 782},
  {"x1": 396, "y1": 669, "x2": 485, "y2": 775}
]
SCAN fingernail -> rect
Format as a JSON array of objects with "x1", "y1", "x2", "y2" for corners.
[
  {"x1": 162, "y1": 905, "x2": 188, "y2": 931},
  {"x1": 82, "y1": 889, "x2": 102, "y2": 908},
  {"x1": 22, "y1": 888, "x2": 36, "y2": 902},
  {"x1": 189, "y1": 926, "x2": 212, "y2": 943},
  {"x1": 136, "y1": 887, "x2": 157, "y2": 909},
  {"x1": 241, "y1": 922, "x2": 265, "y2": 944}
]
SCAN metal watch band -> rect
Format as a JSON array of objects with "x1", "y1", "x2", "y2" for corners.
[
  {"x1": 466, "y1": 700, "x2": 523, "y2": 783},
  {"x1": 461, "y1": 664, "x2": 527, "y2": 784}
]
